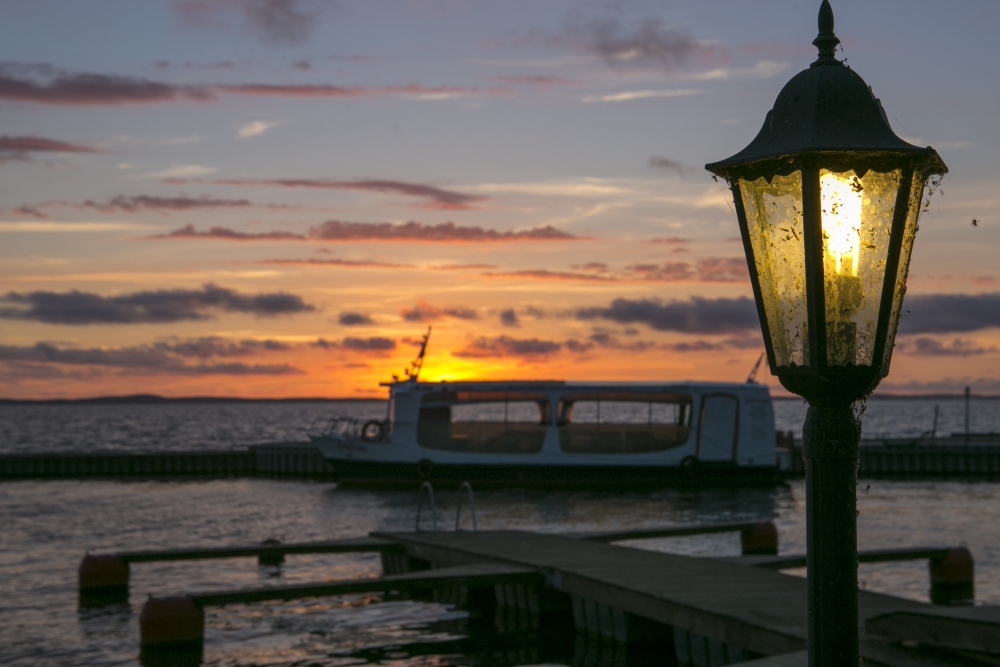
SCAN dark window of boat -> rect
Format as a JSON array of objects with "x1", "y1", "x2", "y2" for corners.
[
  {"x1": 418, "y1": 391, "x2": 550, "y2": 454},
  {"x1": 557, "y1": 391, "x2": 692, "y2": 454}
]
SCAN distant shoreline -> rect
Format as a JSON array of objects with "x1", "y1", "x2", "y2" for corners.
[
  {"x1": 0, "y1": 394, "x2": 384, "y2": 405},
  {"x1": 0, "y1": 391, "x2": 995, "y2": 405}
]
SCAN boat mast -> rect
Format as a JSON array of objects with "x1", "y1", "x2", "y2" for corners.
[{"x1": 406, "y1": 326, "x2": 432, "y2": 380}]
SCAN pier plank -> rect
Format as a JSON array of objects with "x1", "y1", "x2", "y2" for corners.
[
  {"x1": 373, "y1": 530, "x2": 949, "y2": 665},
  {"x1": 724, "y1": 546, "x2": 951, "y2": 570},
  {"x1": 192, "y1": 561, "x2": 539, "y2": 607},
  {"x1": 119, "y1": 536, "x2": 401, "y2": 562}
]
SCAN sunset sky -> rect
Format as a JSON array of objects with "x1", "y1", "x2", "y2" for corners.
[{"x1": 2, "y1": 0, "x2": 998, "y2": 399}]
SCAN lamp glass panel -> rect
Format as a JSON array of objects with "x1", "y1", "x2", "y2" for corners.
[
  {"x1": 881, "y1": 175, "x2": 925, "y2": 370},
  {"x1": 821, "y1": 168, "x2": 901, "y2": 367},
  {"x1": 738, "y1": 171, "x2": 808, "y2": 367}
]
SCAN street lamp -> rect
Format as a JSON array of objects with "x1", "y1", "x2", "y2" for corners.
[{"x1": 706, "y1": 2, "x2": 946, "y2": 666}]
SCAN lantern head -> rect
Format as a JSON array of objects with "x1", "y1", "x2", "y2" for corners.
[{"x1": 705, "y1": 0, "x2": 947, "y2": 406}]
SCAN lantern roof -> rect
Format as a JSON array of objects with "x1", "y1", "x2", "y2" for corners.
[{"x1": 706, "y1": 1, "x2": 946, "y2": 178}]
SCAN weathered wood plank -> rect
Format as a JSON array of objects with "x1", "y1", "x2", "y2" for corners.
[
  {"x1": 724, "y1": 546, "x2": 952, "y2": 570},
  {"x1": 119, "y1": 537, "x2": 401, "y2": 563},
  {"x1": 572, "y1": 521, "x2": 759, "y2": 543},
  {"x1": 192, "y1": 561, "x2": 539, "y2": 607}
]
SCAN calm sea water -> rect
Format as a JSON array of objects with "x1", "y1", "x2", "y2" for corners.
[
  {"x1": 1, "y1": 396, "x2": 999, "y2": 454},
  {"x1": 1, "y1": 398, "x2": 999, "y2": 666}
]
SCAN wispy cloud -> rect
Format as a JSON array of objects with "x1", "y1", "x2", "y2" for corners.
[
  {"x1": 167, "y1": 177, "x2": 486, "y2": 210},
  {"x1": 0, "y1": 63, "x2": 214, "y2": 105},
  {"x1": 0, "y1": 135, "x2": 101, "y2": 162},
  {"x1": 0, "y1": 221, "x2": 146, "y2": 233},
  {"x1": 0, "y1": 339, "x2": 302, "y2": 376},
  {"x1": 237, "y1": 120, "x2": 283, "y2": 138},
  {"x1": 0, "y1": 283, "x2": 315, "y2": 325},
  {"x1": 158, "y1": 220, "x2": 577, "y2": 243},
  {"x1": 401, "y1": 300, "x2": 478, "y2": 322},
  {"x1": 141, "y1": 164, "x2": 218, "y2": 179},
  {"x1": 571, "y1": 17, "x2": 709, "y2": 71},
  {"x1": 452, "y1": 335, "x2": 562, "y2": 360},
  {"x1": 172, "y1": 0, "x2": 337, "y2": 45},
  {"x1": 83, "y1": 195, "x2": 253, "y2": 213},
  {"x1": 576, "y1": 296, "x2": 759, "y2": 334},
  {"x1": 583, "y1": 88, "x2": 701, "y2": 103}
]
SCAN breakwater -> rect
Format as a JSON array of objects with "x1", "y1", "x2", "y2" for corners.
[{"x1": 3, "y1": 437, "x2": 1000, "y2": 481}]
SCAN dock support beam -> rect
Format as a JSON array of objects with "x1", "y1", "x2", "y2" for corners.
[{"x1": 803, "y1": 404, "x2": 860, "y2": 667}]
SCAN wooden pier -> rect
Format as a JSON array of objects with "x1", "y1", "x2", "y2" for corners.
[{"x1": 123, "y1": 526, "x2": 997, "y2": 666}]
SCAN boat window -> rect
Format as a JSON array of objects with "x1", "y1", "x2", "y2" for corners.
[
  {"x1": 418, "y1": 391, "x2": 550, "y2": 454},
  {"x1": 557, "y1": 391, "x2": 692, "y2": 454}
]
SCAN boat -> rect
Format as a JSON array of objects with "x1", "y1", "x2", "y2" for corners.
[{"x1": 311, "y1": 330, "x2": 792, "y2": 488}]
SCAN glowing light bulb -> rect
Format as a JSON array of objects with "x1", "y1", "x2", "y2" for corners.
[{"x1": 820, "y1": 172, "x2": 863, "y2": 276}]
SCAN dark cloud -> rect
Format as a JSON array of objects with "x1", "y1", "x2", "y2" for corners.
[
  {"x1": 481, "y1": 269, "x2": 615, "y2": 282},
  {"x1": 500, "y1": 308, "x2": 520, "y2": 328},
  {"x1": 0, "y1": 341, "x2": 300, "y2": 376},
  {"x1": 311, "y1": 220, "x2": 573, "y2": 242},
  {"x1": 173, "y1": 0, "x2": 336, "y2": 45},
  {"x1": 84, "y1": 196, "x2": 253, "y2": 213},
  {"x1": 898, "y1": 337, "x2": 998, "y2": 357},
  {"x1": 155, "y1": 336, "x2": 292, "y2": 358},
  {"x1": 0, "y1": 283, "x2": 315, "y2": 325},
  {"x1": 170, "y1": 177, "x2": 486, "y2": 210},
  {"x1": 312, "y1": 336, "x2": 395, "y2": 351},
  {"x1": 648, "y1": 156, "x2": 687, "y2": 176},
  {"x1": 574, "y1": 17, "x2": 704, "y2": 70},
  {"x1": 159, "y1": 224, "x2": 305, "y2": 241},
  {"x1": 338, "y1": 311, "x2": 374, "y2": 326},
  {"x1": 453, "y1": 336, "x2": 562, "y2": 359},
  {"x1": 0, "y1": 64, "x2": 213, "y2": 105},
  {"x1": 401, "y1": 301, "x2": 478, "y2": 322},
  {"x1": 898, "y1": 293, "x2": 1000, "y2": 334},
  {"x1": 650, "y1": 237, "x2": 689, "y2": 245},
  {"x1": 0, "y1": 135, "x2": 100, "y2": 162},
  {"x1": 576, "y1": 297, "x2": 759, "y2": 334}
]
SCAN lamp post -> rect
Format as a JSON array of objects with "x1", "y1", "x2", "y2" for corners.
[{"x1": 706, "y1": 2, "x2": 946, "y2": 665}]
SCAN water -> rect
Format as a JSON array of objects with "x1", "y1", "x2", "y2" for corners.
[
  {"x1": 2, "y1": 396, "x2": 999, "y2": 454},
  {"x1": 1, "y1": 399, "x2": 1000, "y2": 666}
]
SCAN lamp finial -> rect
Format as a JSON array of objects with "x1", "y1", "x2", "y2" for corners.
[{"x1": 812, "y1": 0, "x2": 841, "y2": 67}]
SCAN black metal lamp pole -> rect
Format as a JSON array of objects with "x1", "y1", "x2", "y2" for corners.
[{"x1": 706, "y1": 2, "x2": 947, "y2": 665}]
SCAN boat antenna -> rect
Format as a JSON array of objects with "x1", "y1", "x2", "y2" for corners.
[
  {"x1": 746, "y1": 352, "x2": 765, "y2": 383},
  {"x1": 405, "y1": 326, "x2": 432, "y2": 380}
]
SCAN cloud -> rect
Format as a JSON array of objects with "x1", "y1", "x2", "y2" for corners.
[
  {"x1": 401, "y1": 300, "x2": 478, "y2": 322},
  {"x1": 237, "y1": 120, "x2": 282, "y2": 138},
  {"x1": 313, "y1": 336, "x2": 395, "y2": 351},
  {"x1": 0, "y1": 221, "x2": 147, "y2": 233},
  {"x1": 172, "y1": 177, "x2": 486, "y2": 210},
  {"x1": 0, "y1": 64, "x2": 213, "y2": 105},
  {"x1": 897, "y1": 337, "x2": 998, "y2": 357},
  {"x1": 494, "y1": 75, "x2": 577, "y2": 86},
  {"x1": 0, "y1": 135, "x2": 101, "y2": 162},
  {"x1": 897, "y1": 293, "x2": 1000, "y2": 334},
  {"x1": 338, "y1": 311, "x2": 374, "y2": 326},
  {"x1": 216, "y1": 83, "x2": 502, "y2": 100},
  {"x1": 573, "y1": 17, "x2": 706, "y2": 70},
  {"x1": 83, "y1": 196, "x2": 252, "y2": 212},
  {"x1": 163, "y1": 220, "x2": 576, "y2": 243},
  {"x1": 452, "y1": 336, "x2": 562, "y2": 359},
  {"x1": 500, "y1": 308, "x2": 520, "y2": 328},
  {"x1": 0, "y1": 283, "x2": 315, "y2": 324},
  {"x1": 648, "y1": 156, "x2": 687, "y2": 177},
  {"x1": 310, "y1": 220, "x2": 572, "y2": 241},
  {"x1": 482, "y1": 258, "x2": 748, "y2": 284},
  {"x1": 261, "y1": 257, "x2": 414, "y2": 269},
  {"x1": 576, "y1": 296, "x2": 759, "y2": 334},
  {"x1": 173, "y1": 0, "x2": 336, "y2": 45},
  {"x1": 0, "y1": 340, "x2": 301, "y2": 376},
  {"x1": 582, "y1": 88, "x2": 701, "y2": 103},
  {"x1": 142, "y1": 165, "x2": 218, "y2": 179}
]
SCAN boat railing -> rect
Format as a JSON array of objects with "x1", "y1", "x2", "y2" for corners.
[
  {"x1": 415, "y1": 481, "x2": 438, "y2": 531},
  {"x1": 455, "y1": 481, "x2": 477, "y2": 532},
  {"x1": 315, "y1": 417, "x2": 366, "y2": 441}
]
